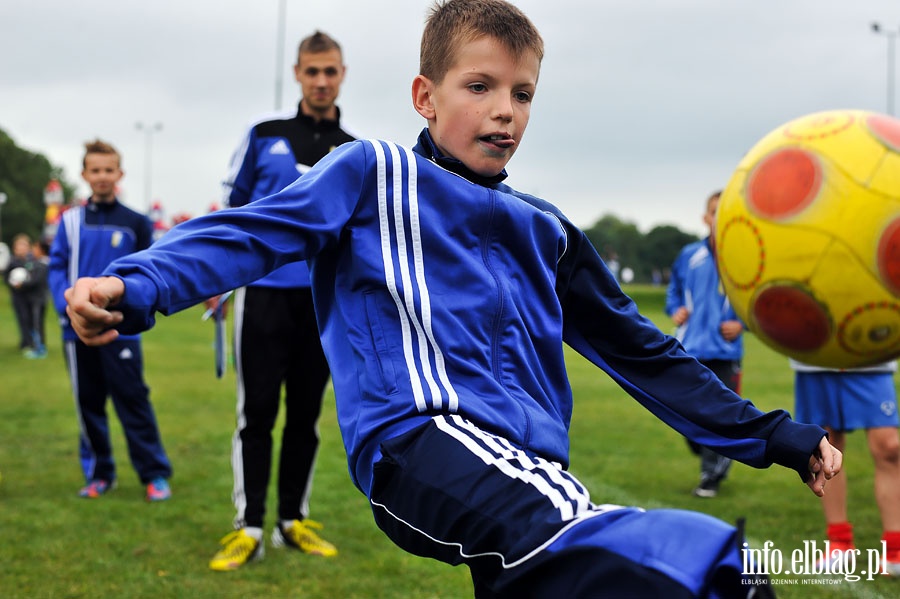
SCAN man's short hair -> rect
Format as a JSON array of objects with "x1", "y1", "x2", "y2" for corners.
[{"x1": 298, "y1": 30, "x2": 342, "y2": 59}]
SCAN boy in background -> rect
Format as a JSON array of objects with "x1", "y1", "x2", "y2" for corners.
[
  {"x1": 65, "y1": 1, "x2": 839, "y2": 595},
  {"x1": 792, "y1": 359, "x2": 900, "y2": 574},
  {"x1": 49, "y1": 139, "x2": 172, "y2": 502},
  {"x1": 666, "y1": 190, "x2": 744, "y2": 498},
  {"x1": 5, "y1": 232, "x2": 48, "y2": 358}
]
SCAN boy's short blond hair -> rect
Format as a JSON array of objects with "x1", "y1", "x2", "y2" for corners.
[
  {"x1": 83, "y1": 139, "x2": 121, "y2": 169},
  {"x1": 420, "y1": 0, "x2": 544, "y2": 84}
]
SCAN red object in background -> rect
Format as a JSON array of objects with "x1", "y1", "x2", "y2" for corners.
[{"x1": 43, "y1": 179, "x2": 64, "y2": 205}]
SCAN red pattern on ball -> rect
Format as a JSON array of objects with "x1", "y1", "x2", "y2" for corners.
[
  {"x1": 747, "y1": 149, "x2": 821, "y2": 221},
  {"x1": 752, "y1": 285, "x2": 831, "y2": 352},
  {"x1": 867, "y1": 113, "x2": 900, "y2": 151}
]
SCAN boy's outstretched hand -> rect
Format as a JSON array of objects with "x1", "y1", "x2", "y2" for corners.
[
  {"x1": 64, "y1": 276, "x2": 126, "y2": 346},
  {"x1": 807, "y1": 436, "x2": 842, "y2": 497}
]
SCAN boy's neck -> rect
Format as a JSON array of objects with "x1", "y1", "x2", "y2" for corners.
[{"x1": 417, "y1": 129, "x2": 507, "y2": 186}]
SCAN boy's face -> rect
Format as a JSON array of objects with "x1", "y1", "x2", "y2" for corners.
[
  {"x1": 703, "y1": 196, "x2": 719, "y2": 234},
  {"x1": 413, "y1": 36, "x2": 539, "y2": 177},
  {"x1": 294, "y1": 48, "x2": 346, "y2": 118},
  {"x1": 13, "y1": 238, "x2": 30, "y2": 257},
  {"x1": 82, "y1": 153, "x2": 123, "y2": 202}
]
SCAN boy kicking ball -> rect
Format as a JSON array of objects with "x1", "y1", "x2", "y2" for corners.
[{"x1": 66, "y1": 1, "x2": 839, "y2": 595}]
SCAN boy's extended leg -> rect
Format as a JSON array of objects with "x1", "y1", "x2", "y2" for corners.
[{"x1": 370, "y1": 415, "x2": 753, "y2": 598}]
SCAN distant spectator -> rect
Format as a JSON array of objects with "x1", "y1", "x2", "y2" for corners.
[
  {"x1": 666, "y1": 191, "x2": 744, "y2": 498},
  {"x1": 48, "y1": 139, "x2": 173, "y2": 502},
  {"x1": 791, "y1": 359, "x2": 900, "y2": 575},
  {"x1": 4, "y1": 233, "x2": 48, "y2": 358}
]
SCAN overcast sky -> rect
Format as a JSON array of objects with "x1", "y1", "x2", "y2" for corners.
[{"x1": 3, "y1": 0, "x2": 899, "y2": 236}]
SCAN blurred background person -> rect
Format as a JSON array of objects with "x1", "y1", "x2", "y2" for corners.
[
  {"x1": 666, "y1": 190, "x2": 744, "y2": 498},
  {"x1": 48, "y1": 139, "x2": 172, "y2": 501},
  {"x1": 4, "y1": 232, "x2": 48, "y2": 358},
  {"x1": 791, "y1": 359, "x2": 900, "y2": 574},
  {"x1": 207, "y1": 30, "x2": 356, "y2": 571}
]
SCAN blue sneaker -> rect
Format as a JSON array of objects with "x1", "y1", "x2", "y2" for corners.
[
  {"x1": 24, "y1": 347, "x2": 47, "y2": 359},
  {"x1": 79, "y1": 479, "x2": 114, "y2": 498},
  {"x1": 146, "y1": 477, "x2": 171, "y2": 502}
]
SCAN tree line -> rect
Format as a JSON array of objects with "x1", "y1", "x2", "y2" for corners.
[
  {"x1": 0, "y1": 128, "x2": 75, "y2": 247},
  {"x1": 582, "y1": 214, "x2": 698, "y2": 285}
]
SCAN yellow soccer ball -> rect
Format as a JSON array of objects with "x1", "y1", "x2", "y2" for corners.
[{"x1": 716, "y1": 109, "x2": 900, "y2": 368}]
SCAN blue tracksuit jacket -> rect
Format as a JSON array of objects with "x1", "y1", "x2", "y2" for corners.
[
  {"x1": 101, "y1": 129, "x2": 826, "y2": 496},
  {"x1": 49, "y1": 200, "x2": 154, "y2": 341},
  {"x1": 223, "y1": 103, "x2": 356, "y2": 288},
  {"x1": 665, "y1": 237, "x2": 743, "y2": 361}
]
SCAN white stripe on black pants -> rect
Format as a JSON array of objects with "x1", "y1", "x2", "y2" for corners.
[
  {"x1": 370, "y1": 415, "x2": 756, "y2": 598},
  {"x1": 231, "y1": 285, "x2": 330, "y2": 529}
]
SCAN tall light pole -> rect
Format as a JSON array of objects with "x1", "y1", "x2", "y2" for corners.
[
  {"x1": 871, "y1": 22, "x2": 899, "y2": 116},
  {"x1": 135, "y1": 121, "x2": 163, "y2": 211},
  {"x1": 274, "y1": 0, "x2": 287, "y2": 110}
]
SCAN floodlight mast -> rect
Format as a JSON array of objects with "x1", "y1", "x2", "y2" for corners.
[
  {"x1": 275, "y1": 0, "x2": 287, "y2": 110},
  {"x1": 135, "y1": 121, "x2": 163, "y2": 212},
  {"x1": 871, "y1": 22, "x2": 899, "y2": 116}
]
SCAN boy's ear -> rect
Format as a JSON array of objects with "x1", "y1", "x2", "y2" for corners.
[{"x1": 412, "y1": 75, "x2": 436, "y2": 120}]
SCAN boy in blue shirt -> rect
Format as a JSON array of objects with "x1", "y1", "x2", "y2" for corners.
[
  {"x1": 49, "y1": 139, "x2": 172, "y2": 502},
  {"x1": 65, "y1": 1, "x2": 839, "y2": 596},
  {"x1": 667, "y1": 191, "x2": 744, "y2": 498}
]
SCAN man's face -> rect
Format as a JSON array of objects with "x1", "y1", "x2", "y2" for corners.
[
  {"x1": 294, "y1": 48, "x2": 346, "y2": 117},
  {"x1": 417, "y1": 36, "x2": 539, "y2": 178},
  {"x1": 82, "y1": 153, "x2": 122, "y2": 202}
]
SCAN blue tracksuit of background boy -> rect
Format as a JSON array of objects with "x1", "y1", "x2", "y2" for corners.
[
  {"x1": 49, "y1": 200, "x2": 171, "y2": 485},
  {"x1": 666, "y1": 236, "x2": 744, "y2": 492},
  {"x1": 666, "y1": 237, "x2": 742, "y2": 362},
  {"x1": 100, "y1": 129, "x2": 826, "y2": 597}
]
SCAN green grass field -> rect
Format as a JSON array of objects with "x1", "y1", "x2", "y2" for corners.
[{"x1": 0, "y1": 284, "x2": 895, "y2": 598}]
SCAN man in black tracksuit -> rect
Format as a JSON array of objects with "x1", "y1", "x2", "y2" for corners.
[{"x1": 208, "y1": 30, "x2": 356, "y2": 571}]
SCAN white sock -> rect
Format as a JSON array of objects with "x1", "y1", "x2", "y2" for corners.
[
  {"x1": 243, "y1": 527, "x2": 263, "y2": 541},
  {"x1": 281, "y1": 519, "x2": 298, "y2": 530}
]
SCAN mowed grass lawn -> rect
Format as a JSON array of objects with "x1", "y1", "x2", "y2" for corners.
[{"x1": 0, "y1": 283, "x2": 896, "y2": 598}]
